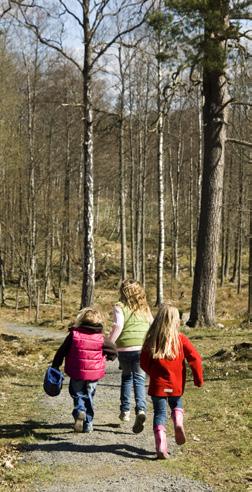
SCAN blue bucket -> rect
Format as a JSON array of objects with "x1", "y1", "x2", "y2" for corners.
[{"x1": 43, "y1": 366, "x2": 64, "y2": 397}]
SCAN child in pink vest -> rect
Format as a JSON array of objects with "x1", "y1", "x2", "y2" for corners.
[
  {"x1": 140, "y1": 303, "x2": 203, "y2": 458},
  {"x1": 52, "y1": 307, "x2": 117, "y2": 433}
]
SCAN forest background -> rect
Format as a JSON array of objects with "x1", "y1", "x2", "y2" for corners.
[
  {"x1": 0, "y1": 1, "x2": 251, "y2": 325},
  {"x1": 0, "y1": 2, "x2": 251, "y2": 491}
]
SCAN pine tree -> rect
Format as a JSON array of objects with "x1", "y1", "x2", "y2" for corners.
[{"x1": 161, "y1": 0, "x2": 251, "y2": 325}]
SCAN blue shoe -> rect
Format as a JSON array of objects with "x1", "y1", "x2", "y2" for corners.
[{"x1": 83, "y1": 422, "x2": 93, "y2": 433}]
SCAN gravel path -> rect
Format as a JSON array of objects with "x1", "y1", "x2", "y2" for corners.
[{"x1": 4, "y1": 321, "x2": 215, "y2": 492}]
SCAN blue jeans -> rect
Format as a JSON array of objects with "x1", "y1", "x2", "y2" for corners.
[
  {"x1": 69, "y1": 379, "x2": 97, "y2": 424},
  {"x1": 118, "y1": 351, "x2": 146, "y2": 414},
  {"x1": 152, "y1": 396, "x2": 183, "y2": 426}
]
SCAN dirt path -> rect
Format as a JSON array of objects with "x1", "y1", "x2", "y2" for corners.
[{"x1": 4, "y1": 321, "x2": 215, "y2": 492}]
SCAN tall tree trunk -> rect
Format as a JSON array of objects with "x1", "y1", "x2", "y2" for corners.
[
  {"x1": 248, "y1": 171, "x2": 252, "y2": 321},
  {"x1": 75, "y1": 133, "x2": 84, "y2": 257},
  {"x1": 0, "y1": 225, "x2": 5, "y2": 306},
  {"x1": 189, "y1": 120, "x2": 194, "y2": 277},
  {"x1": 136, "y1": 126, "x2": 143, "y2": 281},
  {"x1": 129, "y1": 100, "x2": 137, "y2": 279},
  {"x1": 237, "y1": 149, "x2": 243, "y2": 294},
  {"x1": 197, "y1": 85, "x2": 203, "y2": 231},
  {"x1": 170, "y1": 120, "x2": 183, "y2": 280},
  {"x1": 141, "y1": 63, "x2": 150, "y2": 287},
  {"x1": 118, "y1": 46, "x2": 127, "y2": 280},
  {"x1": 231, "y1": 228, "x2": 239, "y2": 284},
  {"x1": 44, "y1": 119, "x2": 53, "y2": 303},
  {"x1": 156, "y1": 56, "x2": 165, "y2": 305},
  {"x1": 81, "y1": 0, "x2": 95, "y2": 307},
  {"x1": 188, "y1": 6, "x2": 229, "y2": 326},
  {"x1": 224, "y1": 153, "x2": 233, "y2": 278},
  {"x1": 220, "y1": 188, "x2": 226, "y2": 287},
  {"x1": 60, "y1": 118, "x2": 71, "y2": 287},
  {"x1": 24, "y1": 44, "x2": 38, "y2": 307}
]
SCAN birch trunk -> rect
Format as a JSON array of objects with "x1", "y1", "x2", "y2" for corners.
[
  {"x1": 197, "y1": 87, "x2": 203, "y2": 231},
  {"x1": 224, "y1": 153, "x2": 233, "y2": 278},
  {"x1": 0, "y1": 224, "x2": 5, "y2": 306},
  {"x1": 237, "y1": 149, "x2": 244, "y2": 294},
  {"x1": 141, "y1": 67, "x2": 150, "y2": 287},
  {"x1": 248, "y1": 171, "x2": 252, "y2": 321},
  {"x1": 24, "y1": 44, "x2": 38, "y2": 306},
  {"x1": 118, "y1": 46, "x2": 127, "y2": 280},
  {"x1": 81, "y1": 0, "x2": 95, "y2": 307},
  {"x1": 44, "y1": 119, "x2": 53, "y2": 303},
  {"x1": 129, "y1": 97, "x2": 137, "y2": 279},
  {"x1": 136, "y1": 126, "x2": 143, "y2": 282},
  {"x1": 156, "y1": 56, "x2": 165, "y2": 305},
  {"x1": 60, "y1": 119, "x2": 71, "y2": 287},
  {"x1": 189, "y1": 124, "x2": 194, "y2": 277},
  {"x1": 171, "y1": 121, "x2": 183, "y2": 280}
]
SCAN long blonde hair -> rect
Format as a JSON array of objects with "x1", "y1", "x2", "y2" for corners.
[
  {"x1": 119, "y1": 279, "x2": 149, "y2": 314},
  {"x1": 143, "y1": 304, "x2": 181, "y2": 359}
]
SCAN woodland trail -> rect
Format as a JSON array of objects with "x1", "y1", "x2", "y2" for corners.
[{"x1": 3, "y1": 321, "x2": 215, "y2": 492}]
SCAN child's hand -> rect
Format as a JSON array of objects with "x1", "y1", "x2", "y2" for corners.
[{"x1": 194, "y1": 377, "x2": 203, "y2": 387}]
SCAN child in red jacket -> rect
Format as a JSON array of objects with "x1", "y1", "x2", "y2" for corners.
[{"x1": 140, "y1": 303, "x2": 203, "y2": 459}]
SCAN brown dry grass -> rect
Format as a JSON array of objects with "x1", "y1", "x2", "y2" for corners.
[{"x1": 0, "y1": 242, "x2": 251, "y2": 491}]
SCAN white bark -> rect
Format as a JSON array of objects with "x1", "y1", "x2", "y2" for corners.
[{"x1": 156, "y1": 56, "x2": 165, "y2": 305}]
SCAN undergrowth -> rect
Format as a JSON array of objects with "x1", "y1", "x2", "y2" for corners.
[{"x1": 0, "y1": 266, "x2": 251, "y2": 491}]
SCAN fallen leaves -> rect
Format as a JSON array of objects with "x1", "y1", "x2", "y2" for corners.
[{"x1": 0, "y1": 444, "x2": 20, "y2": 470}]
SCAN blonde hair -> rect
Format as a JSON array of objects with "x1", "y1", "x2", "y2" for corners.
[
  {"x1": 75, "y1": 307, "x2": 103, "y2": 326},
  {"x1": 143, "y1": 303, "x2": 181, "y2": 359},
  {"x1": 119, "y1": 279, "x2": 149, "y2": 314}
]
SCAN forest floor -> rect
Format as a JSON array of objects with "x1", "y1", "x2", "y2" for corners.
[{"x1": 0, "y1": 310, "x2": 251, "y2": 492}]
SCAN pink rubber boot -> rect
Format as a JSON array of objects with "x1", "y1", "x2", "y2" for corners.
[
  {"x1": 154, "y1": 425, "x2": 169, "y2": 459},
  {"x1": 171, "y1": 408, "x2": 186, "y2": 445}
]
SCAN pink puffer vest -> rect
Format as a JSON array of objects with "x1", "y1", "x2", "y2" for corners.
[{"x1": 65, "y1": 326, "x2": 105, "y2": 381}]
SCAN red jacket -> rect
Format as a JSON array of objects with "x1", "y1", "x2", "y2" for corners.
[
  {"x1": 65, "y1": 326, "x2": 106, "y2": 381},
  {"x1": 140, "y1": 333, "x2": 203, "y2": 397}
]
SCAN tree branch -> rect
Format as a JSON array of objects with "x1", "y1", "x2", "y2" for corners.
[
  {"x1": 17, "y1": 9, "x2": 82, "y2": 72},
  {"x1": 226, "y1": 138, "x2": 252, "y2": 148},
  {"x1": 91, "y1": 1, "x2": 154, "y2": 68},
  {"x1": 58, "y1": 0, "x2": 84, "y2": 28}
]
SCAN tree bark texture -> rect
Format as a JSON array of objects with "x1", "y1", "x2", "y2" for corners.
[
  {"x1": 248, "y1": 172, "x2": 252, "y2": 321},
  {"x1": 189, "y1": 7, "x2": 229, "y2": 325},
  {"x1": 118, "y1": 47, "x2": 127, "y2": 281},
  {"x1": 156, "y1": 57, "x2": 165, "y2": 306},
  {"x1": 81, "y1": 0, "x2": 95, "y2": 307}
]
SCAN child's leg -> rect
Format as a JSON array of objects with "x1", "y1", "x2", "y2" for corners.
[
  {"x1": 168, "y1": 396, "x2": 185, "y2": 445},
  {"x1": 82, "y1": 381, "x2": 97, "y2": 432},
  {"x1": 118, "y1": 353, "x2": 133, "y2": 417},
  {"x1": 132, "y1": 351, "x2": 146, "y2": 414},
  {"x1": 69, "y1": 379, "x2": 86, "y2": 432},
  {"x1": 132, "y1": 351, "x2": 146, "y2": 433},
  {"x1": 152, "y1": 396, "x2": 169, "y2": 459}
]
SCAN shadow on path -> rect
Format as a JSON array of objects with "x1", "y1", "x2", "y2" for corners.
[
  {"x1": 0, "y1": 420, "x2": 73, "y2": 439},
  {"x1": 0, "y1": 420, "x2": 136, "y2": 439},
  {"x1": 24, "y1": 441, "x2": 156, "y2": 460}
]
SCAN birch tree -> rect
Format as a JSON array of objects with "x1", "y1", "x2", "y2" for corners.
[
  {"x1": 11, "y1": 0, "x2": 153, "y2": 306},
  {"x1": 22, "y1": 39, "x2": 40, "y2": 308},
  {"x1": 117, "y1": 45, "x2": 127, "y2": 280}
]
